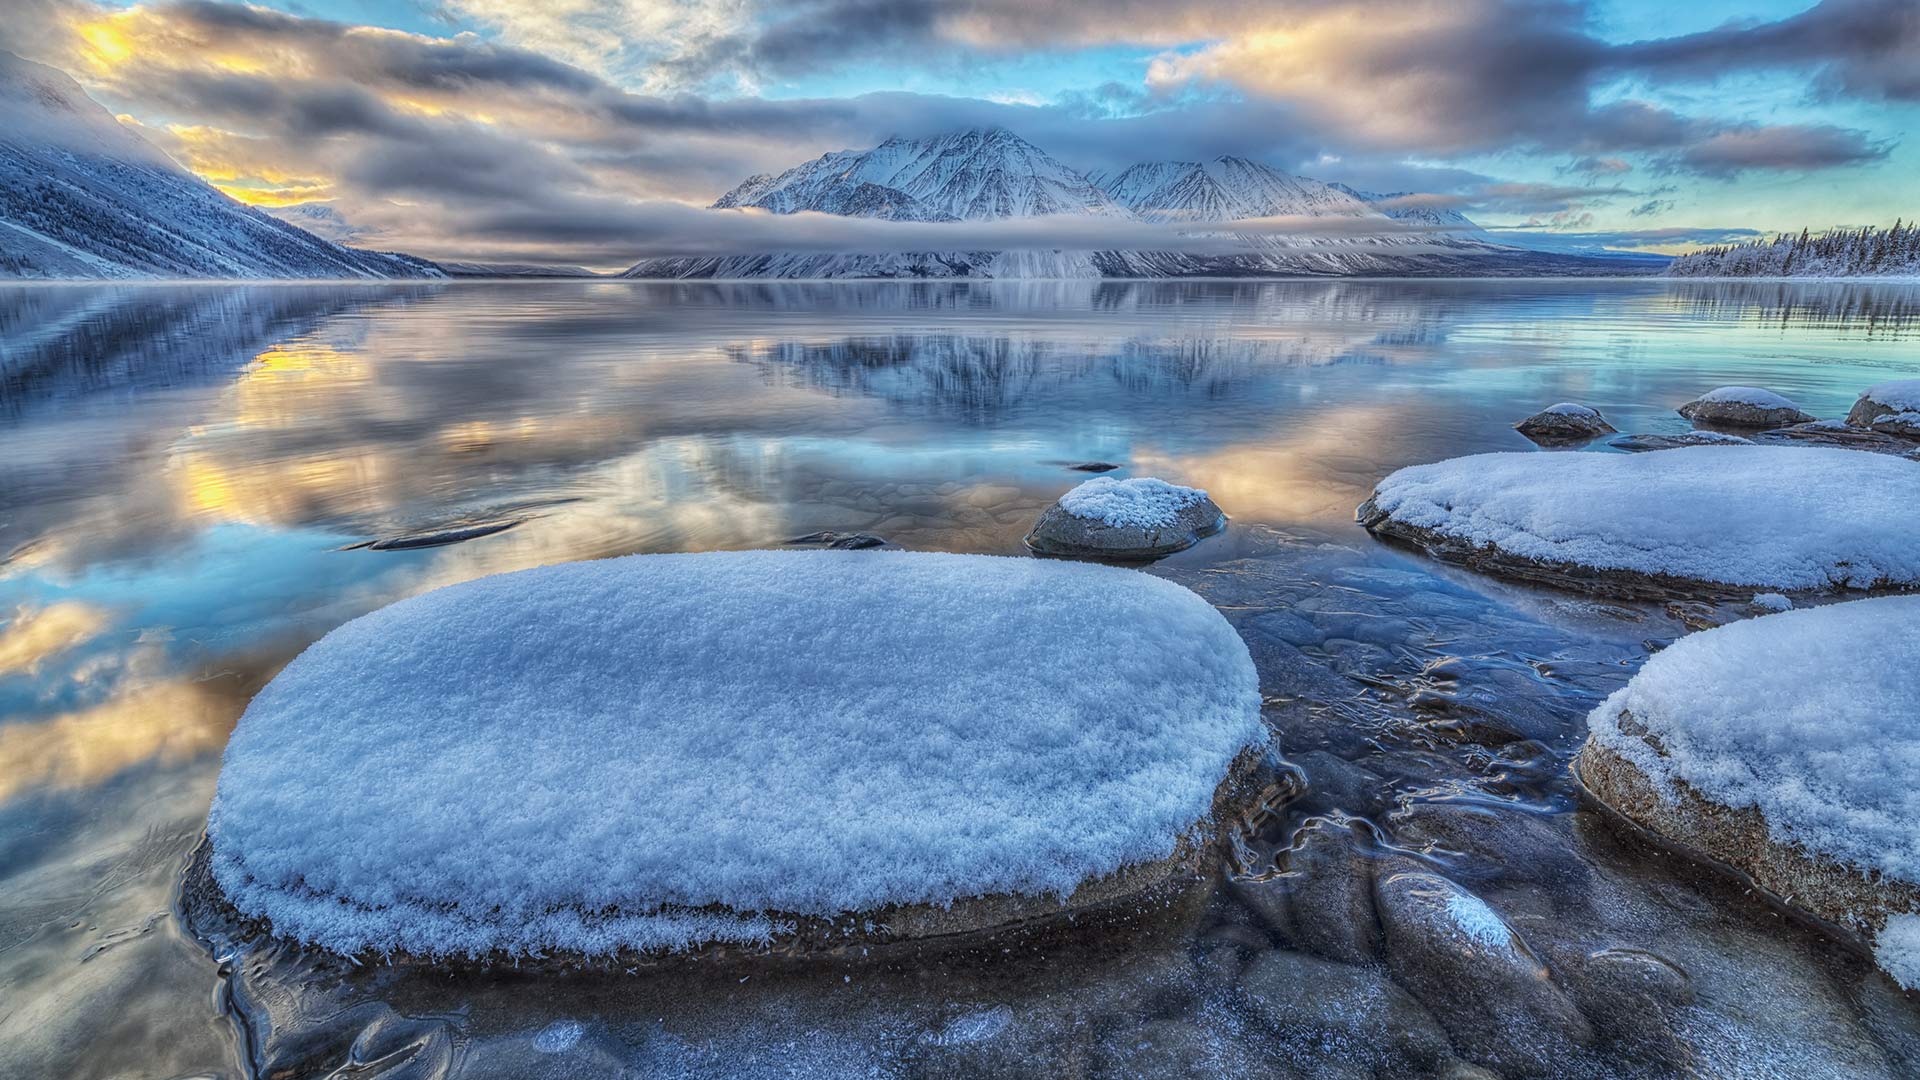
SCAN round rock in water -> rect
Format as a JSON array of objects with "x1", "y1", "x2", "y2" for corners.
[
  {"x1": 1577, "y1": 595, "x2": 1920, "y2": 989},
  {"x1": 1676, "y1": 386, "x2": 1814, "y2": 428},
  {"x1": 1357, "y1": 445, "x2": 1920, "y2": 597},
  {"x1": 1026, "y1": 476, "x2": 1225, "y2": 559},
  {"x1": 1846, "y1": 379, "x2": 1920, "y2": 433},
  {"x1": 201, "y1": 550, "x2": 1263, "y2": 962},
  {"x1": 1514, "y1": 403, "x2": 1615, "y2": 442}
]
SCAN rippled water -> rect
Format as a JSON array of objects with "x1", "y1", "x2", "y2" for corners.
[{"x1": 4, "y1": 279, "x2": 1919, "y2": 1078}]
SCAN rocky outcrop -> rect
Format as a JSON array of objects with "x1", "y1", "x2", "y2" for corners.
[
  {"x1": 1677, "y1": 386, "x2": 1814, "y2": 427},
  {"x1": 1577, "y1": 732, "x2": 1920, "y2": 957},
  {"x1": 1514, "y1": 403, "x2": 1615, "y2": 442},
  {"x1": 1845, "y1": 380, "x2": 1920, "y2": 434},
  {"x1": 1026, "y1": 477, "x2": 1225, "y2": 559}
]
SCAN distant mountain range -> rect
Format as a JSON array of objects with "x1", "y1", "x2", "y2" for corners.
[
  {"x1": 0, "y1": 52, "x2": 1652, "y2": 281},
  {"x1": 0, "y1": 51, "x2": 441, "y2": 280},
  {"x1": 624, "y1": 128, "x2": 1646, "y2": 279}
]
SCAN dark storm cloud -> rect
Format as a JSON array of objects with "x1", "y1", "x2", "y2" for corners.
[
  {"x1": 1657, "y1": 123, "x2": 1892, "y2": 177},
  {"x1": 1620, "y1": 0, "x2": 1920, "y2": 102}
]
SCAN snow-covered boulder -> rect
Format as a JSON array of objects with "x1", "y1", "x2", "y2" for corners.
[
  {"x1": 199, "y1": 550, "x2": 1265, "y2": 961},
  {"x1": 1676, "y1": 386, "x2": 1814, "y2": 428},
  {"x1": 1846, "y1": 380, "x2": 1920, "y2": 434},
  {"x1": 1514, "y1": 403, "x2": 1616, "y2": 442},
  {"x1": 1608, "y1": 431, "x2": 1751, "y2": 453},
  {"x1": 1356, "y1": 446, "x2": 1920, "y2": 597},
  {"x1": 1026, "y1": 476, "x2": 1226, "y2": 558},
  {"x1": 1577, "y1": 596, "x2": 1920, "y2": 988},
  {"x1": 1869, "y1": 412, "x2": 1920, "y2": 439}
]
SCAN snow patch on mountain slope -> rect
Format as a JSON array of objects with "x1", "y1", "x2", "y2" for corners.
[{"x1": 0, "y1": 51, "x2": 440, "y2": 280}]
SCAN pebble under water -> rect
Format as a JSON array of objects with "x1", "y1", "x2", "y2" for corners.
[{"x1": 4, "y1": 278, "x2": 1920, "y2": 1078}]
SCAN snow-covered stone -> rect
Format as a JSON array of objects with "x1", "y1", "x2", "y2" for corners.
[
  {"x1": 1578, "y1": 595, "x2": 1920, "y2": 986},
  {"x1": 1748, "y1": 592, "x2": 1793, "y2": 614},
  {"x1": 203, "y1": 551, "x2": 1264, "y2": 960},
  {"x1": 1846, "y1": 380, "x2": 1920, "y2": 431},
  {"x1": 1026, "y1": 477, "x2": 1225, "y2": 558},
  {"x1": 1676, "y1": 386, "x2": 1814, "y2": 428},
  {"x1": 1514, "y1": 403, "x2": 1616, "y2": 442},
  {"x1": 1608, "y1": 431, "x2": 1752, "y2": 452},
  {"x1": 1356, "y1": 446, "x2": 1920, "y2": 595},
  {"x1": 1869, "y1": 412, "x2": 1920, "y2": 439}
]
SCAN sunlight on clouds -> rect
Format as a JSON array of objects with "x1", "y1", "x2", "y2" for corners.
[
  {"x1": 75, "y1": 18, "x2": 133, "y2": 67},
  {"x1": 0, "y1": 678, "x2": 235, "y2": 804},
  {"x1": 0, "y1": 603, "x2": 111, "y2": 678}
]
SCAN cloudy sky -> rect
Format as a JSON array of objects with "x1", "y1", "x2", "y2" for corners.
[{"x1": 6, "y1": 0, "x2": 1913, "y2": 268}]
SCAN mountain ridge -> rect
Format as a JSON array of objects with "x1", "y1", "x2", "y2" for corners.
[
  {"x1": 625, "y1": 127, "x2": 1637, "y2": 279},
  {"x1": 0, "y1": 50, "x2": 442, "y2": 280}
]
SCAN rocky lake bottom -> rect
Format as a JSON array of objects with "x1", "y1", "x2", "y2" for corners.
[{"x1": 4, "y1": 278, "x2": 1920, "y2": 1078}]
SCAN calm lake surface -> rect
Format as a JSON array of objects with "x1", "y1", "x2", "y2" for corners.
[{"x1": 4, "y1": 279, "x2": 1920, "y2": 1078}]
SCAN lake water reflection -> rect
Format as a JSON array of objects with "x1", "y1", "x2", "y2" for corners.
[{"x1": 4, "y1": 279, "x2": 1919, "y2": 1078}]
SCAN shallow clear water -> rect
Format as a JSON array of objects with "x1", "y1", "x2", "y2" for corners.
[{"x1": 3, "y1": 278, "x2": 1919, "y2": 1078}]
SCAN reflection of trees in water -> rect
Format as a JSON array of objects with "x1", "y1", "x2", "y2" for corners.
[
  {"x1": 1661, "y1": 280, "x2": 1920, "y2": 336},
  {"x1": 733, "y1": 332, "x2": 1408, "y2": 418},
  {"x1": 0, "y1": 285, "x2": 435, "y2": 418}
]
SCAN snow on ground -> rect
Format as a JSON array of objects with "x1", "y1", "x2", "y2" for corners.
[
  {"x1": 1365, "y1": 446, "x2": 1920, "y2": 590},
  {"x1": 208, "y1": 550, "x2": 1263, "y2": 958},
  {"x1": 1059, "y1": 476, "x2": 1209, "y2": 528},
  {"x1": 1587, "y1": 595, "x2": 1920, "y2": 886}
]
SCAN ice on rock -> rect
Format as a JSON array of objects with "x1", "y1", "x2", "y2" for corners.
[
  {"x1": 1059, "y1": 476, "x2": 1209, "y2": 528},
  {"x1": 1848, "y1": 379, "x2": 1920, "y2": 430},
  {"x1": 1358, "y1": 446, "x2": 1920, "y2": 593},
  {"x1": 1514, "y1": 403, "x2": 1615, "y2": 442},
  {"x1": 205, "y1": 550, "x2": 1264, "y2": 959},
  {"x1": 1582, "y1": 595, "x2": 1920, "y2": 982},
  {"x1": 1875, "y1": 915, "x2": 1920, "y2": 991},
  {"x1": 1027, "y1": 477, "x2": 1226, "y2": 558},
  {"x1": 1749, "y1": 592, "x2": 1794, "y2": 613},
  {"x1": 1677, "y1": 386, "x2": 1814, "y2": 427}
]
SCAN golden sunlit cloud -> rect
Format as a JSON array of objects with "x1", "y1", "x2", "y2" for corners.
[{"x1": 0, "y1": 679, "x2": 236, "y2": 804}]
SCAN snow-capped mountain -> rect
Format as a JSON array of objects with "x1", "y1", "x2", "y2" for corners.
[
  {"x1": 623, "y1": 130, "x2": 1610, "y2": 279},
  {"x1": 1098, "y1": 157, "x2": 1377, "y2": 222},
  {"x1": 628, "y1": 127, "x2": 1131, "y2": 278},
  {"x1": 1329, "y1": 183, "x2": 1484, "y2": 235},
  {"x1": 0, "y1": 51, "x2": 440, "y2": 280}
]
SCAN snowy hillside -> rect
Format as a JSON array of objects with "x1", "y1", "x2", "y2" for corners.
[
  {"x1": 1329, "y1": 183, "x2": 1485, "y2": 235},
  {"x1": 0, "y1": 51, "x2": 440, "y2": 280},
  {"x1": 624, "y1": 130, "x2": 1609, "y2": 279},
  {"x1": 1666, "y1": 222, "x2": 1920, "y2": 278}
]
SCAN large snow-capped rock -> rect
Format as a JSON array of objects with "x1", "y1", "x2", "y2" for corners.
[
  {"x1": 199, "y1": 550, "x2": 1263, "y2": 959},
  {"x1": 0, "y1": 51, "x2": 440, "y2": 280}
]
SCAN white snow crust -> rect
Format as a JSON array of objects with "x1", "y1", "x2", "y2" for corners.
[
  {"x1": 1860, "y1": 380, "x2": 1920, "y2": 413},
  {"x1": 1589, "y1": 595, "x2": 1920, "y2": 885},
  {"x1": 1059, "y1": 476, "x2": 1210, "y2": 528},
  {"x1": 1693, "y1": 386, "x2": 1802, "y2": 409},
  {"x1": 1749, "y1": 592, "x2": 1794, "y2": 613},
  {"x1": 1366, "y1": 446, "x2": 1920, "y2": 590},
  {"x1": 1875, "y1": 915, "x2": 1920, "y2": 990},
  {"x1": 208, "y1": 550, "x2": 1263, "y2": 958},
  {"x1": 1542, "y1": 402, "x2": 1602, "y2": 418}
]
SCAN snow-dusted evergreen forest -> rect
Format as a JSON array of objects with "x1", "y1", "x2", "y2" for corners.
[{"x1": 1667, "y1": 222, "x2": 1920, "y2": 278}]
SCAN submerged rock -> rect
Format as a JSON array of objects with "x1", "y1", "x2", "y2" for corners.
[
  {"x1": 1514, "y1": 403, "x2": 1615, "y2": 442},
  {"x1": 1066, "y1": 461, "x2": 1123, "y2": 472},
  {"x1": 1374, "y1": 871, "x2": 1593, "y2": 1076},
  {"x1": 1578, "y1": 595, "x2": 1920, "y2": 989},
  {"x1": 1608, "y1": 431, "x2": 1752, "y2": 453},
  {"x1": 1757, "y1": 419, "x2": 1915, "y2": 453},
  {"x1": 1236, "y1": 949, "x2": 1453, "y2": 1072},
  {"x1": 1677, "y1": 386, "x2": 1814, "y2": 428},
  {"x1": 1846, "y1": 379, "x2": 1920, "y2": 433},
  {"x1": 358, "y1": 518, "x2": 522, "y2": 550},
  {"x1": 1026, "y1": 476, "x2": 1225, "y2": 559},
  {"x1": 784, "y1": 530, "x2": 896, "y2": 550}
]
